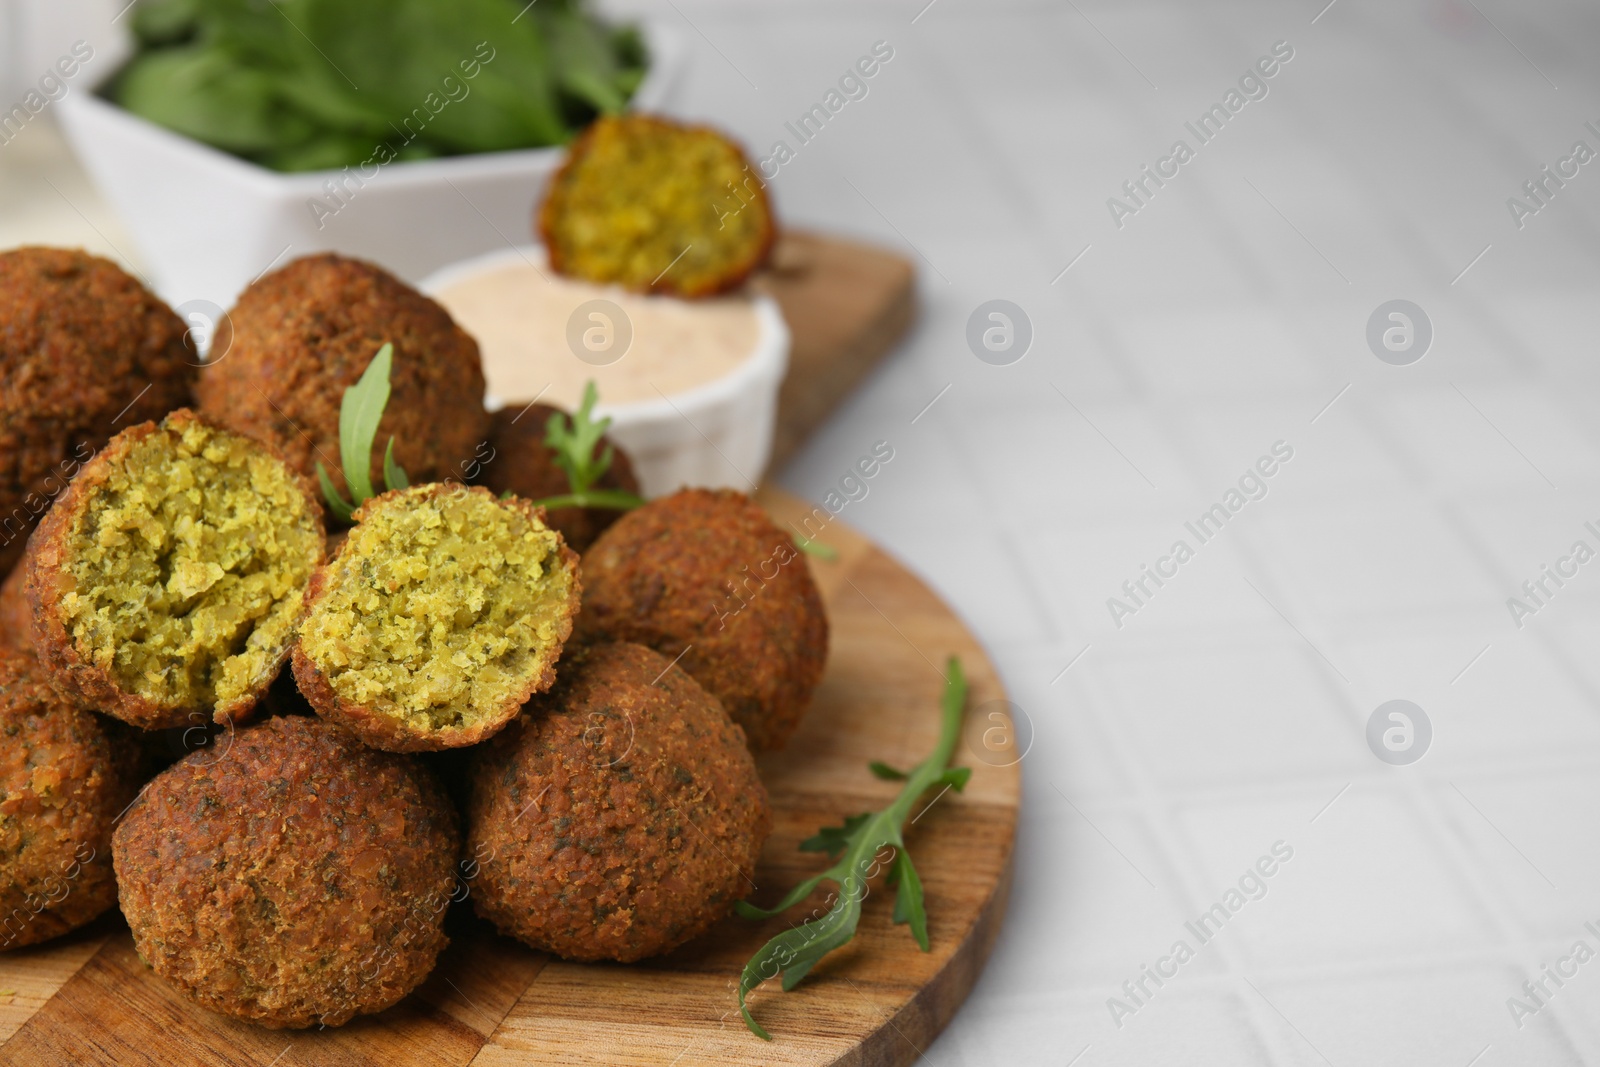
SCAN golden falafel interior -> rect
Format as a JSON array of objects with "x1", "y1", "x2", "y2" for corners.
[
  {"x1": 299, "y1": 488, "x2": 574, "y2": 732},
  {"x1": 545, "y1": 116, "x2": 771, "y2": 294},
  {"x1": 60, "y1": 418, "x2": 320, "y2": 714}
]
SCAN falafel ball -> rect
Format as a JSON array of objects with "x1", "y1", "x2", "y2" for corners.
[
  {"x1": 0, "y1": 564, "x2": 31, "y2": 656},
  {"x1": 25, "y1": 409, "x2": 325, "y2": 730},
  {"x1": 293, "y1": 483, "x2": 580, "y2": 752},
  {"x1": 113, "y1": 714, "x2": 460, "y2": 1029},
  {"x1": 0, "y1": 650, "x2": 143, "y2": 950},
  {"x1": 539, "y1": 114, "x2": 776, "y2": 297},
  {"x1": 195, "y1": 253, "x2": 489, "y2": 497},
  {"x1": 480, "y1": 404, "x2": 641, "y2": 552},
  {"x1": 577, "y1": 489, "x2": 827, "y2": 750},
  {"x1": 0, "y1": 247, "x2": 196, "y2": 575},
  {"x1": 466, "y1": 641, "x2": 770, "y2": 962}
]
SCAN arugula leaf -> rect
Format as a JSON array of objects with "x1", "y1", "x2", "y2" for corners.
[
  {"x1": 317, "y1": 342, "x2": 408, "y2": 521},
  {"x1": 383, "y1": 437, "x2": 409, "y2": 491},
  {"x1": 799, "y1": 813, "x2": 872, "y2": 860},
  {"x1": 789, "y1": 528, "x2": 838, "y2": 561},
  {"x1": 735, "y1": 657, "x2": 970, "y2": 1039},
  {"x1": 528, "y1": 489, "x2": 647, "y2": 512},
  {"x1": 534, "y1": 380, "x2": 644, "y2": 512},
  {"x1": 317, "y1": 463, "x2": 355, "y2": 525},
  {"x1": 544, "y1": 381, "x2": 610, "y2": 494},
  {"x1": 891, "y1": 850, "x2": 929, "y2": 951},
  {"x1": 338, "y1": 342, "x2": 392, "y2": 504}
]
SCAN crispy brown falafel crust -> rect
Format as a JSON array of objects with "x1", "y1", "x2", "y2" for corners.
[
  {"x1": 577, "y1": 489, "x2": 827, "y2": 750},
  {"x1": 466, "y1": 642, "x2": 770, "y2": 962},
  {"x1": 113, "y1": 715, "x2": 459, "y2": 1029},
  {"x1": 0, "y1": 651, "x2": 143, "y2": 950},
  {"x1": 0, "y1": 566, "x2": 31, "y2": 656},
  {"x1": 480, "y1": 404, "x2": 641, "y2": 552},
  {"x1": 25, "y1": 410, "x2": 325, "y2": 730},
  {"x1": 293, "y1": 484, "x2": 581, "y2": 752},
  {"x1": 0, "y1": 247, "x2": 196, "y2": 575},
  {"x1": 195, "y1": 253, "x2": 489, "y2": 496}
]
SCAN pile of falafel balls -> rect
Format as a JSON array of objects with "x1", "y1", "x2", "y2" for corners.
[{"x1": 0, "y1": 245, "x2": 827, "y2": 1029}]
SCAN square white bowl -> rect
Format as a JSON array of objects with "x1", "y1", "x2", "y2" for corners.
[{"x1": 53, "y1": 22, "x2": 685, "y2": 311}]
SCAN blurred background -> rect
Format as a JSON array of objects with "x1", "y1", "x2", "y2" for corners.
[{"x1": 9, "y1": 0, "x2": 1600, "y2": 1063}]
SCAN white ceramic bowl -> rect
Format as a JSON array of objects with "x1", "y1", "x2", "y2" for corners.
[
  {"x1": 54, "y1": 23, "x2": 685, "y2": 311},
  {"x1": 421, "y1": 245, "x2": 790, "y2": 498}
]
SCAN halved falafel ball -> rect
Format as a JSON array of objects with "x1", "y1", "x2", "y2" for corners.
[
  {"x1": 0, "y1": 650, "x2": 143, "y2": 950},
  {"x1": 195, "y1": 253, "x2": 489, "y2": 498},
  {"x1": 577, "y1": 489, "x2": 827, "y2": 750},
  {"x1": 0, "y1": 565, "x2": 31, "y2": 656},
  {"x1": 24, "y1": 409, "x2": 325, "y2": 730},
  {"x1": 113, "y1": 715, "x2": 459, "y2": 1029},
  {"x1": 0, "y1": 247, "x2": 197, "y2": 575},
  {"x1": 293, "y1": 483, "x2": 580, "y2": 752},
  {"x1": 480, "y1": 404, "x2": 641, "y2": 552},
  {"x1": 539, "y1": 114, "x2": 776, "y2": 297},
  {"x1": 466, "y1": 641, "x2": 770, "y2": 962}
]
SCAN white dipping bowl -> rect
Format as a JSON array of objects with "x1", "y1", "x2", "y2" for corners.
[{"x1": 421, "y1": 245, "x2": 789, "y2": 498}]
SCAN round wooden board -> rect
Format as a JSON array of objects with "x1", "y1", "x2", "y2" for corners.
[{"x1": 0, "y1": 490, "x2": 1020, "y2": 1067}]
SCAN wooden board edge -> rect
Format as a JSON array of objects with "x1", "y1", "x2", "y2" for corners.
[{"x1": 845, "y1": 841, "x2": 1015, "y2": 1067}]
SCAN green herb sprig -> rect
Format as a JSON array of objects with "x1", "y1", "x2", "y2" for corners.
[
  {"x1": 318, "y1": 342, "x2": 408, "y2": 523},
  {"x1": 534, "y1": 380, "x2": 836, "y2": 559},
  {"x1": 734, "y1": 657, "x2": 971, "y2": 1039},
  {"x1": 534, "y1": 380, "x2": 645, "y2": 512},
  {"x1": 789, "y1": 528, "x2": 837, "y2": 561}
]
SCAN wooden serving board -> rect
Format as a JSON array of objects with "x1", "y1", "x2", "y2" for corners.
[
  {"x1": 0, "y1": 491, "x2": 1019, "y2": 1067},
  {"x1": 757, "y1": 231, "x2": 918, "y2": 470}
]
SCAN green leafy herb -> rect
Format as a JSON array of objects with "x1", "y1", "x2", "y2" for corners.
[
  {"x1": 535, "y1": 380, "x2": 645, "y2": 512},
  {"x1": 789, "y1": 527, "x2": 837, "y2": 561},
  {"x1": 382, "y1": 437, "x2": 410, "y2": 492},
  {"x1": 115, "y1": 0, "x2": 647, "y2": 174},
  {"x1": 318, "y1": 343, "x2": 407, "y2": 522},
  {"x1": 735, "y1": 657, "x2": 971, "y2": 1040}
]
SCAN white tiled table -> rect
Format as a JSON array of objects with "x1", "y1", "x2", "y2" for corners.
[{"x1": 10, "y1": 1, "x2": 1600, "y2": 1062}]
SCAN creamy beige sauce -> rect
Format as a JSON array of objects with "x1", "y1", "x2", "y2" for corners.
[{"x1": 434, "y1": 260, "x2": 760, "y2": 409}]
